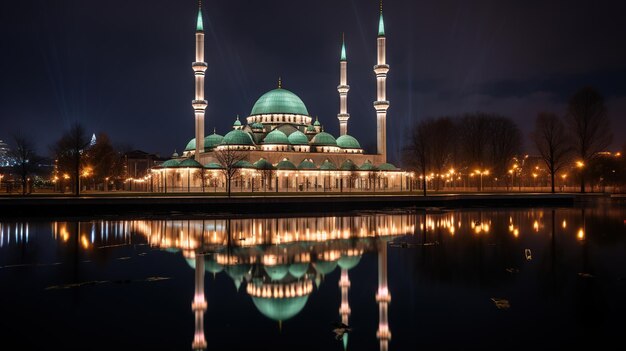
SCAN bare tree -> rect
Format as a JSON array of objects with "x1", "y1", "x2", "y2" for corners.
[
  {"x1": 565, "y1": 87, "x2": 612, "y2": 193},
  {"x1": 404, "y1": 119, "x2": 435, "y2": 196},
  {"x1": 486, "y1": 115, "x2": 522, "y2": 180},
  {"x1": 52, "y1": 123, "x2": 91, "y2": 196},
  {"x1": 10, "y1": 134, "x2": 43, "y2": 195},
  {"x1": 85, "y1": 133, "x2": 123, "y2": 190},
  {"x1": 214, "y1": 148, "x2": 247, "y2": 197},
  {"x1": 429, "y1": 117, "x2": 455, "y2": 190},
  {"x1": 532, "y1": 113, "x2": 572, "y2": 193}
]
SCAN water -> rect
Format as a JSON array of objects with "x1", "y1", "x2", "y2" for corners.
[{"x1": 1, "y1": 206, "x2": 625, "y2": 350}]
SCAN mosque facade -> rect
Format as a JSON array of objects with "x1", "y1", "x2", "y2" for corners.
[{"x1": 149, "y1": 3, "x2": 406, "y2": 193}]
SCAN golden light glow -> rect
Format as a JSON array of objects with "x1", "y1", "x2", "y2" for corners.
[
  {"x1": 562, "y1": 220, "x2": 567, "y2": 229},
  {"x1": 577, "y1": 228, "x2": 585, "y2": 240},
  {"x1": 576, "y1": 161, "x2": 585, "y2": 168},
  {"x1": 80, "y1": 235, "x2": 90, "y2": 249},
  {"x1": 533, "y1": 220, "x2": 539, "y2": 232},
  {"x1": 513, "y1": 228, "x2": 519, "y2": 237}
]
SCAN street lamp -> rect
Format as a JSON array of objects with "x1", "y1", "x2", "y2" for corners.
[{"x1": 475, "y1": 169, "x2": 489, "y2": 191}]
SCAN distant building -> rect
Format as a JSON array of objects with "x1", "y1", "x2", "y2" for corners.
[
  {"x1": 0, "y1": 139, "x2": 10, "y2": 167},
  {"x1": 124, "y1": 150, "x2": 166, "y2": 178}
]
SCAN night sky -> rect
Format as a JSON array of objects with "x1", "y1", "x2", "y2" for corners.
[{"x1": 1, "y1": 0, "x2": 625, "y2": 163}]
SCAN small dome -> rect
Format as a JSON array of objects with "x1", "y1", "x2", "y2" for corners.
[
  {"x1": 336, "y1": 134, "x2": 361, "y2": 149},
  {"x1": 306, "y1": 125, "x2": 316, "y2": 132},
  {"x1": 204, "y1": 162, "x2": 223, "y2": 169},
  {"x1": 161, "y1": 159, "x2": 181, "y2": 168},
  {"x1": 313, "y1": 118, "x2": 321, "y2": 126},
  {"x1": 251, "y1": 122, "x2": 264, "y2": 130},
  {"x1": 311, "y1": 132, "x2": 337, "y2": 146},
  {"x1": 359, "y1": 160, "x2": 377, "y2": 171},
  {"x1": 377, "y1": 162, "x2": 398, "y2": 171},
  {"x1": 204, "y1": 133, "x2": 224, "y2": 149},
  {"x1": 204, "y1": 256, "x2": 224, "y2": 274},
  {"x1": 340, "y1": 159, "x2": 357, "y2": 171},
  {"x1": 297, "y1": 159, "x2": 317, "y2": 170},
  {"x1": 251, "y1": 295, "x2": 309, "y2": 321},
  {"x1": 314, "y1": 260, "x2": 338, "y2": 275},
  {"x1": 250, "y1": 88, "x2": 309, "y2": 116},
  {"x1": 254, "y1": 158, "x2": 275, "y2": 170},
  {"x1": 320, "y1": 159, "x2": 337, "y2": 170},
  {"x1": 276, "y1": 158, "x2": 297, "y2": 170},
  {"x1": 184, "y1": 138, "x2": 196, "y2": 151},
  {"x1": 288, "y1": 131, "x2": 309, "y2": 145},
  {"x1": 222, "y1": 130, "x2": 254, "y2": 146},
  {"x1": 179, "y1": 158, "x2": 203, "y2": 168},
  {"x1": 263, "y1": 129, "x2": 289, "y2": 145},
  {"x1": 233, "y1": 160, "x2": 255, "y2": 169},
  {"x1": 233, "y1": 117, "x2": 242, "y2": 126}
]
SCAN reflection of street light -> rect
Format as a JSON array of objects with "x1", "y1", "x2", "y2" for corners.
[
  {"x1": 532, "y1": 173, "x2": 538, "y2": 191},
  {"x1": 576, "y1": 161, "x2": 584, "y2": 168}
]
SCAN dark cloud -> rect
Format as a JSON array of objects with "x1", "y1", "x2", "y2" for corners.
[{"x1": 1, "y1": 0, "x2": 625, "y2": 162}]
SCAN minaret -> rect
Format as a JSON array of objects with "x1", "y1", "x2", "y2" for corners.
[
  {"x1": 376, "y1": 240, "x2": 391, "y2": 351},
  {"x1": 373, "y1": 1, "x2": 389, "y2": 162},
  {"x1": 191, "y1": 255, "x2": 207, "y2": 350},
  {"x1": 192, "y1": 1, "x2": 208, "y2": 160},
  {"x1": 337, "y1": 34, "x2": 350, "y2": 136}
]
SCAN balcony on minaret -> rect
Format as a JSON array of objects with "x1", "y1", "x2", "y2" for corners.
[
  {"x1": 337, "y1": 84, "x2": 350, "y2": 94},
  {"x1": 192, "y1": 335, "x2": 207, "y2": 350},
  {"x1": 192, "y1": 295, "x2": 207, "y2": 311},
  {"x1": 375, "y1": 287, "x2": 391, "y2": 303},
  {"x1": 192, "y1": 61, "x2": 208, "y2": 72},
  {"x1": 373, "y1": 100, "x2": 390, "y2": 112},
  {"x1": 337, "y1": 113, "x2": 350, "y2": 122},
  {"x1": 373, "y1": 64, "x2": 390, "y2": 75},
  {"x1": 339, "y1": 303, "x2": 351, "y2": 315},
  {"x1": 192, "y1": 99, "x2": 208, "y2": 111},
  {"x1": 376, "y1": 327, "x2": 392, "y2": 340}
]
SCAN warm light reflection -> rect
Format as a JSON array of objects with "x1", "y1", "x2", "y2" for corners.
[
  {"x1": 562, "y1": 220, "x2": 567, "y2": 229},
  {"x1": 577, "y1": 228, "x2": 585, "y2": 240}
]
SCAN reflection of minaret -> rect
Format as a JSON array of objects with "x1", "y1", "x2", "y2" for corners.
[
  {"x1": 376, "y1": 241, "x2": 391, "y2": 351},
  {"x1": 339, "y1": 268, "x2": 351, "y2": 350},
  {"x1": 192, "y1": 255, "x2": 207, "y2": 350}
]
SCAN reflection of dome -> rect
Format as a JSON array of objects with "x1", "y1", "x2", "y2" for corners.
[
  {"x1": 251, "y1": 296, "x2": 309, "y2": 321},
  {"x1": 288, "y1": 263, "x2": 309, "y2": 278},
  {"x1": 264, "y1": 265, "x2": 289, "y2": 281},
  {"x1": 338, "y1": 255, "x2": 361, "y2": 270},
  {"x1": 311, "y1": 132, "x2": 337, "y2": 146},
  {"x1": 250, "y1": 88, "x2": 309, "y2": 116},
  {"x1": 314, "y1": 260, "x2": 338, "y2": 275},
  {"x1": 222, "y1": 130, "x2": 254, "y2": 145},
  {"x1": 205, "y1": 257, "x2": 224, "y2": 274},
  {"x1": 226, "y1": 264, "x2": 250, "y2": 290}
]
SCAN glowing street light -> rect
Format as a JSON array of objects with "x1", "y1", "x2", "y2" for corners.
[
  {"x1": 576, "y1": 161, "x2": 585, "y2": 168},
  {"x1": 474, "y1": 169, "x2": 489, "y2": 191}
]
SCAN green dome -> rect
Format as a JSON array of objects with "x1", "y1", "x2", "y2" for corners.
[
  {"x1": 338, "y1": 255, "x2": 361, "y2": 270},
  {"x1": 360, "y1": 161, "x2": 377, "y2": 171},
  {"x1": 254, "y1": 158, "x2": 275, "y2": 170},
  {"x1": 233, "y1": 117, "x2": 242, "y2": 126},
  {"x1": 340, "y1": 160, "x2": 358, "y2": 171},
  {"x1": 288, "y1": 131, "x2": 309, "y2": 145},
  {"x1": 251, "y1": 295, "x2": 309, "y2": 321},
  {"x1": 276, "y1": 158, "x2": 297, "y2": 170},
  {"x1": 250, "y1": 88, "x2": 309, "y2": 116},
  {"x1": 185, "y1": 138, "x2": 196, "y2": 151},
  {"x1": 204, "y1": 162, "x2": 223, "y2": 169},
  {"x1": 264, "y1": 264, "x2": 289, "y2": 281},
  {"x1": 306, "y1": 125, "x2": 316, "y2": 132},
  {"x1": 179, "y1": 158, "x2": 203, "y2": 168},
  {"x1": 233, "y1": 160, "x2": 255, "y2": 169},
  {"x1": 298, "y1": 159, "x2": 318, "y2": 170},
  {"x1": 204, "y1": 133, "x2": 224, "y2": 149},
  {"x1": 311, "y1": 132, "x2": 337, "y2": 146},
  {"x1": 288, "y1": 263, "x2": 309, "y2": 278},
  {"x1": 313, "y1": 119, "x2": 321, "y2": 126},
  {"x1": 377, "y1": 162, "x2": 398, "y2": 171},
  {"x1": 222, "y1": 130, "x2": 254, "y2": 146},
  {"x1": 336, "y1": 134, "x2": 361, "y2": 149},
  {"x1": 263, "y1": 129, "x2": 289, "y2": 144},
  {"x1": 320, "y1": 160, "x2": 337, "y2": 170},
  {"x1": 314, "y1": 260, "x2": 338, "y2": 275},
  {"x1": 251, "y1": 122, "x2": 264, "y2": 130},
  {"x1": 161, "y1": 159, "x2": 181, "y2": 168}
]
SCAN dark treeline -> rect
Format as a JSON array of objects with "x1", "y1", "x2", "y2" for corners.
[{"x1": 403, "y1": 87, "x2": 622, "y2": 193}]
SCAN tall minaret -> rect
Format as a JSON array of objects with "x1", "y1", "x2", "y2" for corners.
[
  {"x1": 337, "y1": 34, "x2": 350, "y2": 136},
  {"x1": 373, "y1": 2, "x2": 389, "y2": 162},
  {"x1": 376, "y1": 240, "x2": 391, "y2": 351},
  {"x1": 191, "y1": 255, "x2": 207, "y2": 350},
  {"x1": 192, "y1": 1, "x2": 208, "y2": 160}
]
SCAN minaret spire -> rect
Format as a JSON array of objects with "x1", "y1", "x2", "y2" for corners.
[
  {"x1": 192, "y1": 2, "x2": 208, "y2": 160},
  {"x1": 374, "y1": 1, "x2": 389, "y2": 161},
  {"x1": 337, "y1": 34, "x2": 350, "y2": 136}
]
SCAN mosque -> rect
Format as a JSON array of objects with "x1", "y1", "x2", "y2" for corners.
[{"x1": 149, "y1": 2, "x2": 406, "y2": 192}]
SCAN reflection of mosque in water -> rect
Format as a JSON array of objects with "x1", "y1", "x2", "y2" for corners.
[
  {"x1": 34, "y1": 208, "x2": 611, "y2": 350},
  {"x1": 44, "y1": 214, "x2": 414, "y2": 351},
  {"x1": 131, "y1": 215, "x2": 412, "y2": 351}
]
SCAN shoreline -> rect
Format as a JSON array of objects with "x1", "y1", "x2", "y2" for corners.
[{"x1": 0, "y1": 192, "x2": 612, "y2": 220}]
